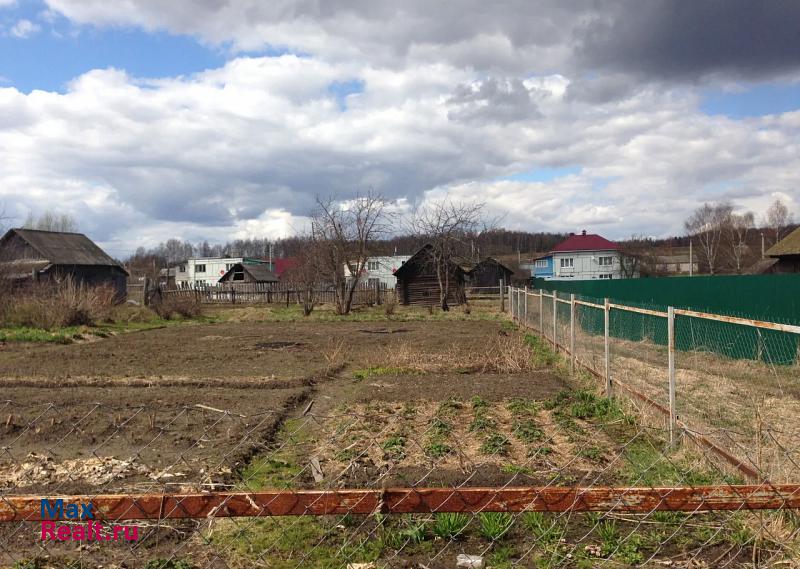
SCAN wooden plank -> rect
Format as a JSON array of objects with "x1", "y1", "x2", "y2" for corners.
[
  {"x1": 609, "y1": 303, "x2": 668, "y2": 318},
  {"x1": 3, "y1": 485, "x2": 798, "y2": 521},
  {"x1": 674, "y1": 308, "x2": 800, "y2": 335}
]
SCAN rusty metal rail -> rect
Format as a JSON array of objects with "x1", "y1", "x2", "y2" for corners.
[
  {"x1": 3, "y1": 485, "x2": 800, "y2": 521},
  {"x1": 674, "y1": 307, "x2": 800, "y2": 334}
]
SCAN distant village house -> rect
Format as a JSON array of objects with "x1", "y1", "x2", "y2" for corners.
[
  {"x1": 393, "y1": 245, "x2": 466, "y2": 307},
  {"x1": 466, "y1": 257, "x2": 514, "y2": 288},
  {"x1": 530, "y1": 230, "x2": 630, "y2": 281}
]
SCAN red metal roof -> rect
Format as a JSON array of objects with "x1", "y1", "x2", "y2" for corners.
[
  {"x1": 273, "y1": 258, "x2": 299, "y2": 276},
  {"x1": 551, "y1": 231, "x2": 619, "y2": 253}
]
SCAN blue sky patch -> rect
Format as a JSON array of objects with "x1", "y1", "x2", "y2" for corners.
[
  {"x1": 0, "y1": 1, "x2": 229, "y2": 92},
  {"x1": 327, "y1": 79, "x2": 365, "y2": 110},
  {"x1": 701, "y1": 82, "x2": 800, "y2": 118}
]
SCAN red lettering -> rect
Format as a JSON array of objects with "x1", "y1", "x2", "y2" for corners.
[
  {"x1": 113, "y1": 526, "x2": 122, "y2": 540},
  {"x1": 56, "y1": 525, "x2": 71, "y2": 540},
  {"x1": 123, "y1": 526, "x2": 138, "y2": 541},
  {"x1": 40, "y1": 521, "x2": 55, "y2": 540}
]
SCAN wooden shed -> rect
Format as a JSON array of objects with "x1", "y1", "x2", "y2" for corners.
[
  {"x1": 0, "y1": 228, "x2": 128, "y2": 298},
  {"x1": 393, "y1": 244, "x2": 466, "y2": 307},
  {"x1": 218, "y1": 262, "x2": 278, "y2": 284},
  {"x1": 467, "y1": 257, "x2": 514, "y2": 288}
]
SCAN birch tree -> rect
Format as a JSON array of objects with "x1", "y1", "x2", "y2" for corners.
[{"x1": 684, "y1": 202, "x2": 733, "y2": 275}]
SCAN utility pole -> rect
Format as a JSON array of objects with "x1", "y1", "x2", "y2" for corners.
[
  {"x1": 761, "y1": 232, "x2": 765, "y2": 260},
  {"x1": 688, "y1": 240, "x2": 693, "y2": 276}
]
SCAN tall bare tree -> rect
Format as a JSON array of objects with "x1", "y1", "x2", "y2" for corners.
[
  {"x1": 23, "y1": 210, "x2": 78, "y2": 232},
  {"x1": 684, "y1": 202, "x2": 733, "y2": 275},
  {"x1": 408, "y1": 200, "x2": 487, "y2": 310},
  {"x1": 725, "y1": 210, "x2": 755, "y2": 272},
  {"x1": 310, "y1": 192, "x2": 393, "y2": 315},
  {"x1": 765, "y1": 198, "x2": 794, "y2": 244}
]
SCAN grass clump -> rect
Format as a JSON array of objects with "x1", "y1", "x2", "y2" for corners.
[
  {"x1": 424, "y1": 441, "x2": 452, "y2": 458},
  {"x1": 513, "y1": 419, "x2": 545, "y2": 443},
  {"x1": 478, "y1": 512, "x2": 514, "y2": 541},
  {"x1": 353, "y1": 366, "x2": 416, "y2": 380},
  {"x1": 381, "y1": 435, "x2": 407, "y2": 460},
  {"x1": 432, "y1": 513, "x2": 470, "y2": 540}
]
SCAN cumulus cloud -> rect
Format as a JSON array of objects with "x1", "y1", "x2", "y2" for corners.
[
  {"x1": 1, "y1": 2, "x2": 799, "y2": 249},
  {"x1": 2, "y1": 53, "x2": 799, "y2": 249}
]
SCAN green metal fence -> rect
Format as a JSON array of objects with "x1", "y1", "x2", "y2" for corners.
[{"x1": 533, "y1": 275, "x2": 800, "y2": 364}]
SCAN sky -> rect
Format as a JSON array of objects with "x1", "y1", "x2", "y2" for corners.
[{"x1": 0, "y1": 0, "x2": 799, "y2": 257}]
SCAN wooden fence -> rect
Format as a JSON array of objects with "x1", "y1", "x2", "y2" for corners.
[{"x1": 155, "y1": 282, "x2": 390, "y2": 306}]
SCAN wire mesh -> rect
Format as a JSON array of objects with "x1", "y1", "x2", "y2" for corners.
[{"x1": 1, "y1": 289, "x2": 799, "y2": 568}]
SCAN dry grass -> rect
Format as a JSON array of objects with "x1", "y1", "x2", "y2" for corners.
[
  {"x1": 0, "y1": 278, "x2": 117, "y2": 329},
  {"x1": 152, "y1": 294, "x2": 204, "y2": 320},
  {"x1": 369, "y1": 331, "x2": 538, "y2": 374}
]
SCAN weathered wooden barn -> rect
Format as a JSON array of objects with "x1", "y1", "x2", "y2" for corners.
[
  {"x1": 756, "y1": 227, "x2": 800, "y2": 274},
  {"x1": 0, "y1": 228, "x2": 128, "y2": 297},
  {"x1": 218, "y1": 262, "x2": 279, "y2": 284},
  {"x1": 393, "y1": 244, "x2": 466, "y2": 307},
  {"x1": 467, "y1": 257, "x2": 514, "y2": 288}
]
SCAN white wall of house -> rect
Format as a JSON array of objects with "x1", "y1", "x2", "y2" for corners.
[
  {"x1": 551, "y1": 250, "x2": 624, "y2": 280},
  {"x1": 174, "y1": 257, "x2": 243, "y2": 287},
  {"x1": 343, "y1": 255, "x2": 412, "y2": 288}
]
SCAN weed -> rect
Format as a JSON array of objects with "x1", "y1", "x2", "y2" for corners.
[
  {"x1": 143, "y1": 560, "x2": 196, "y2": 569},
  {"x1": 469, "y1": 413, "x2": 497, "y2": 432},
  {"x1": 424, "y1": 441, "x2": 452, "y2": 458},
  {"x1": 577, "y1": 446, "x2": 602, "y2": 461},
  {"x1": 522, "y1": 512, "x2": 564, "y2": 545},
  {"x1": 513, "y1": 419, "x2": 545, "y2": 443},
  {"x1": 527, "y1": 446, "x2": 553, "y2": 458},
  {"x1": 507, "y1": 398, "x2": 538, "y2": 416},
  {"x1": 381, "y1": 436, "x2": 407, "y2": 460},
  {"x1": 488, "y1": 544, "x2": 516, "y2": 567},
  {"x1": 471, "y1": 396, "x2": 489, "y2": 411},
  {"x1": 383, "y1": 517, "x2": 427, "y2": 550},
  {"x1": 353, "y1": 366, "x2": 417, "y2": 380},
  {"x1": 437, "y1": 398, "x2": 462, "y2": 415},
  {"x1": 481, "y1": 433, "x2": 510, "y2": 456},
  {"x1": 596, "y1": 520, "x2": 620, "y2": 557},
  {"x1": 432, "y1": 513, "x2": 470, "y2": 540},
  {"x1": 479, "y1": 512, "x2": 514, "y2": 541},
  {"x1": 430, "y1": 417, "x2": 453, "y2": 437}
]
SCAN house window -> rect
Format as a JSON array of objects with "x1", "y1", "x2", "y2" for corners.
[
  {"x1": 233, "y1": 268, "x2": 245, "y2": 281},
  {"x1": 535, "y1": 260, "x2": 548, "y2": 268},
  {"x1": 368, "y1": 260, "x2": 379, "y2": 271},
  {"x1": 179, "y1": 265, "x2": 186, "y2": 273},
  {"x1": 599, "y1": 274, "x2": 613, "y2": 280},
  {"x1": 598, "y1": 256, "x2": 613, "y2": 266},
  {"x1": 560, "y1": 258, "x2": 574, "y2": 269},
  {"x1": 195, "y1": 264, "x2": 206, "y2": 273},
  {"x1": 225, "y1": 263, "x2": 234, "y2": 271}
]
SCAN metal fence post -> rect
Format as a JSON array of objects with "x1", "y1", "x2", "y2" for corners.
[
  {"x1": 604, "y1": 298, "x2": 611, "y2": 398},
  {"x1": 500, "y1": 279, "x2": 505, "y2": 312},
  {"x1": 524, "y1": 286, "x2": 528, "y2": 327},
  {"x1": 552, "y1": 292, "x2": 558, "y2": 351},
  {"x1": 539, "y1": 289, "x2": 543, "y2": 333},
  {"x1": 570, "y1": 293, "x2": 576, "y2": 374},
  {"x1": 668, "y1": 306, "x2": 678, "y2": 448}
]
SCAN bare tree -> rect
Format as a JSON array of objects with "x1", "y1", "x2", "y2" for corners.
[
  {"x1": 725, "y1": 211, "x2": 755, "y2": 272},
  {"x1": 310, "y1": 192, "x2": 393, "y2": 315},
  {"x1": 684, "y1": 202, "x2": 733, "y2": 275},
  {"x1": 619, "y1": 234, "x2": 658, "y2": 277},
  {"x1": 765, "y1": 198, "x2": 794, "y2": 244},
  {"x1": 23, "y1": 210, "x2": 78, "y2": 232},
  {"x1": 408, "y1": 200, "x2": 487, "y2": 310},
  {"x1": 282, "y1": 236, "x2": 324, "y2": 316}
]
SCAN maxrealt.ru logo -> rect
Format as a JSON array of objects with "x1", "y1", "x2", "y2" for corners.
[{"x1": 40, "y1": 499, "x2": 139, "y2": 542}]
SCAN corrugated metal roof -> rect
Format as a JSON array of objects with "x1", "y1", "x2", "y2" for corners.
[
  {"x1": 551, "y1": 232, "x2": 619, "y2": 253},
  {"x1": 2, "y1": 228, "x2": 124, "y2": 268},
  {"x1": 766, "y1": 227, "x2": 800, "y2": 257}
]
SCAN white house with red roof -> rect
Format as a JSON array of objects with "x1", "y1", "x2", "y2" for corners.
[{"x1": 533, "y1": 230, "x2": 625, "y2": 281}]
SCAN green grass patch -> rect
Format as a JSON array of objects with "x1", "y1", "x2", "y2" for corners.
[
  {"x1": 480, "y1": 433, "x2": 510, "y2": 456},
  {"x1": 432, "y1": 513, "x2": 470, "y2": 540},
  {"x1": 352, "y1": 366, "x2": 418, "y2": 380}
]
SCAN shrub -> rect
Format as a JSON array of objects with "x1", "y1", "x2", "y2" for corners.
[
  {"x1": 152, "y1": 295, "x2": 203, "y2": 320},
  {"x1": 384, "y1": 293, "x2": 397, "y2": 316}
]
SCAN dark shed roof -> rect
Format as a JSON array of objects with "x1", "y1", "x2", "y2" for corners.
[
  {"x1": 220, "y1": 262, "x2": 278, "y2": 283},
  {"x1": 766, "y1": 227, "x2": 800, "y2": 257},
  {"x1": 1, "y1": 228, "x2": 123, "y2": 267},
  {"x1": 468, "y1": 257, "x2": 514, "y2": 275}
]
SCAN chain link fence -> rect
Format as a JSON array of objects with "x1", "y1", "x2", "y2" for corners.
[{"x1": 1, "y1": 293, "x2": 799, "y2": 567}]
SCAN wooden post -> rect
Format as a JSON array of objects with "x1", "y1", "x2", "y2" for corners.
[
  {"x1": 604, "y1": 298, "x2": 611, "y2": 398},
  {"x1": 570, "y1": 293, "x2": 576, "y2": 374},
  {"x1": 500, "y1": 279, "x2": 506, "y2": 313},
  {"x1": 142, "y1": 276, "x2": 149, "y2": 306},
  {"x1": 539, "y1": 289, "x2": 543, "y2": 333},
  {"x1": 552, "y1": 292, "x2": 557, "y2": 351},
  {"x1": 668, "y1": 306, "x2": 678, "y2": 448},
  {"x1": 231, "y1": 287, "x2": 236, "y2": 304},
  {"x1": 286, "y1": 288, "x2": 290, "y2": 307}
]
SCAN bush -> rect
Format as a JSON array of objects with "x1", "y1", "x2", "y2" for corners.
[{"x1": 152, "y1": 295, "x2": 203, "y2": 320}]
